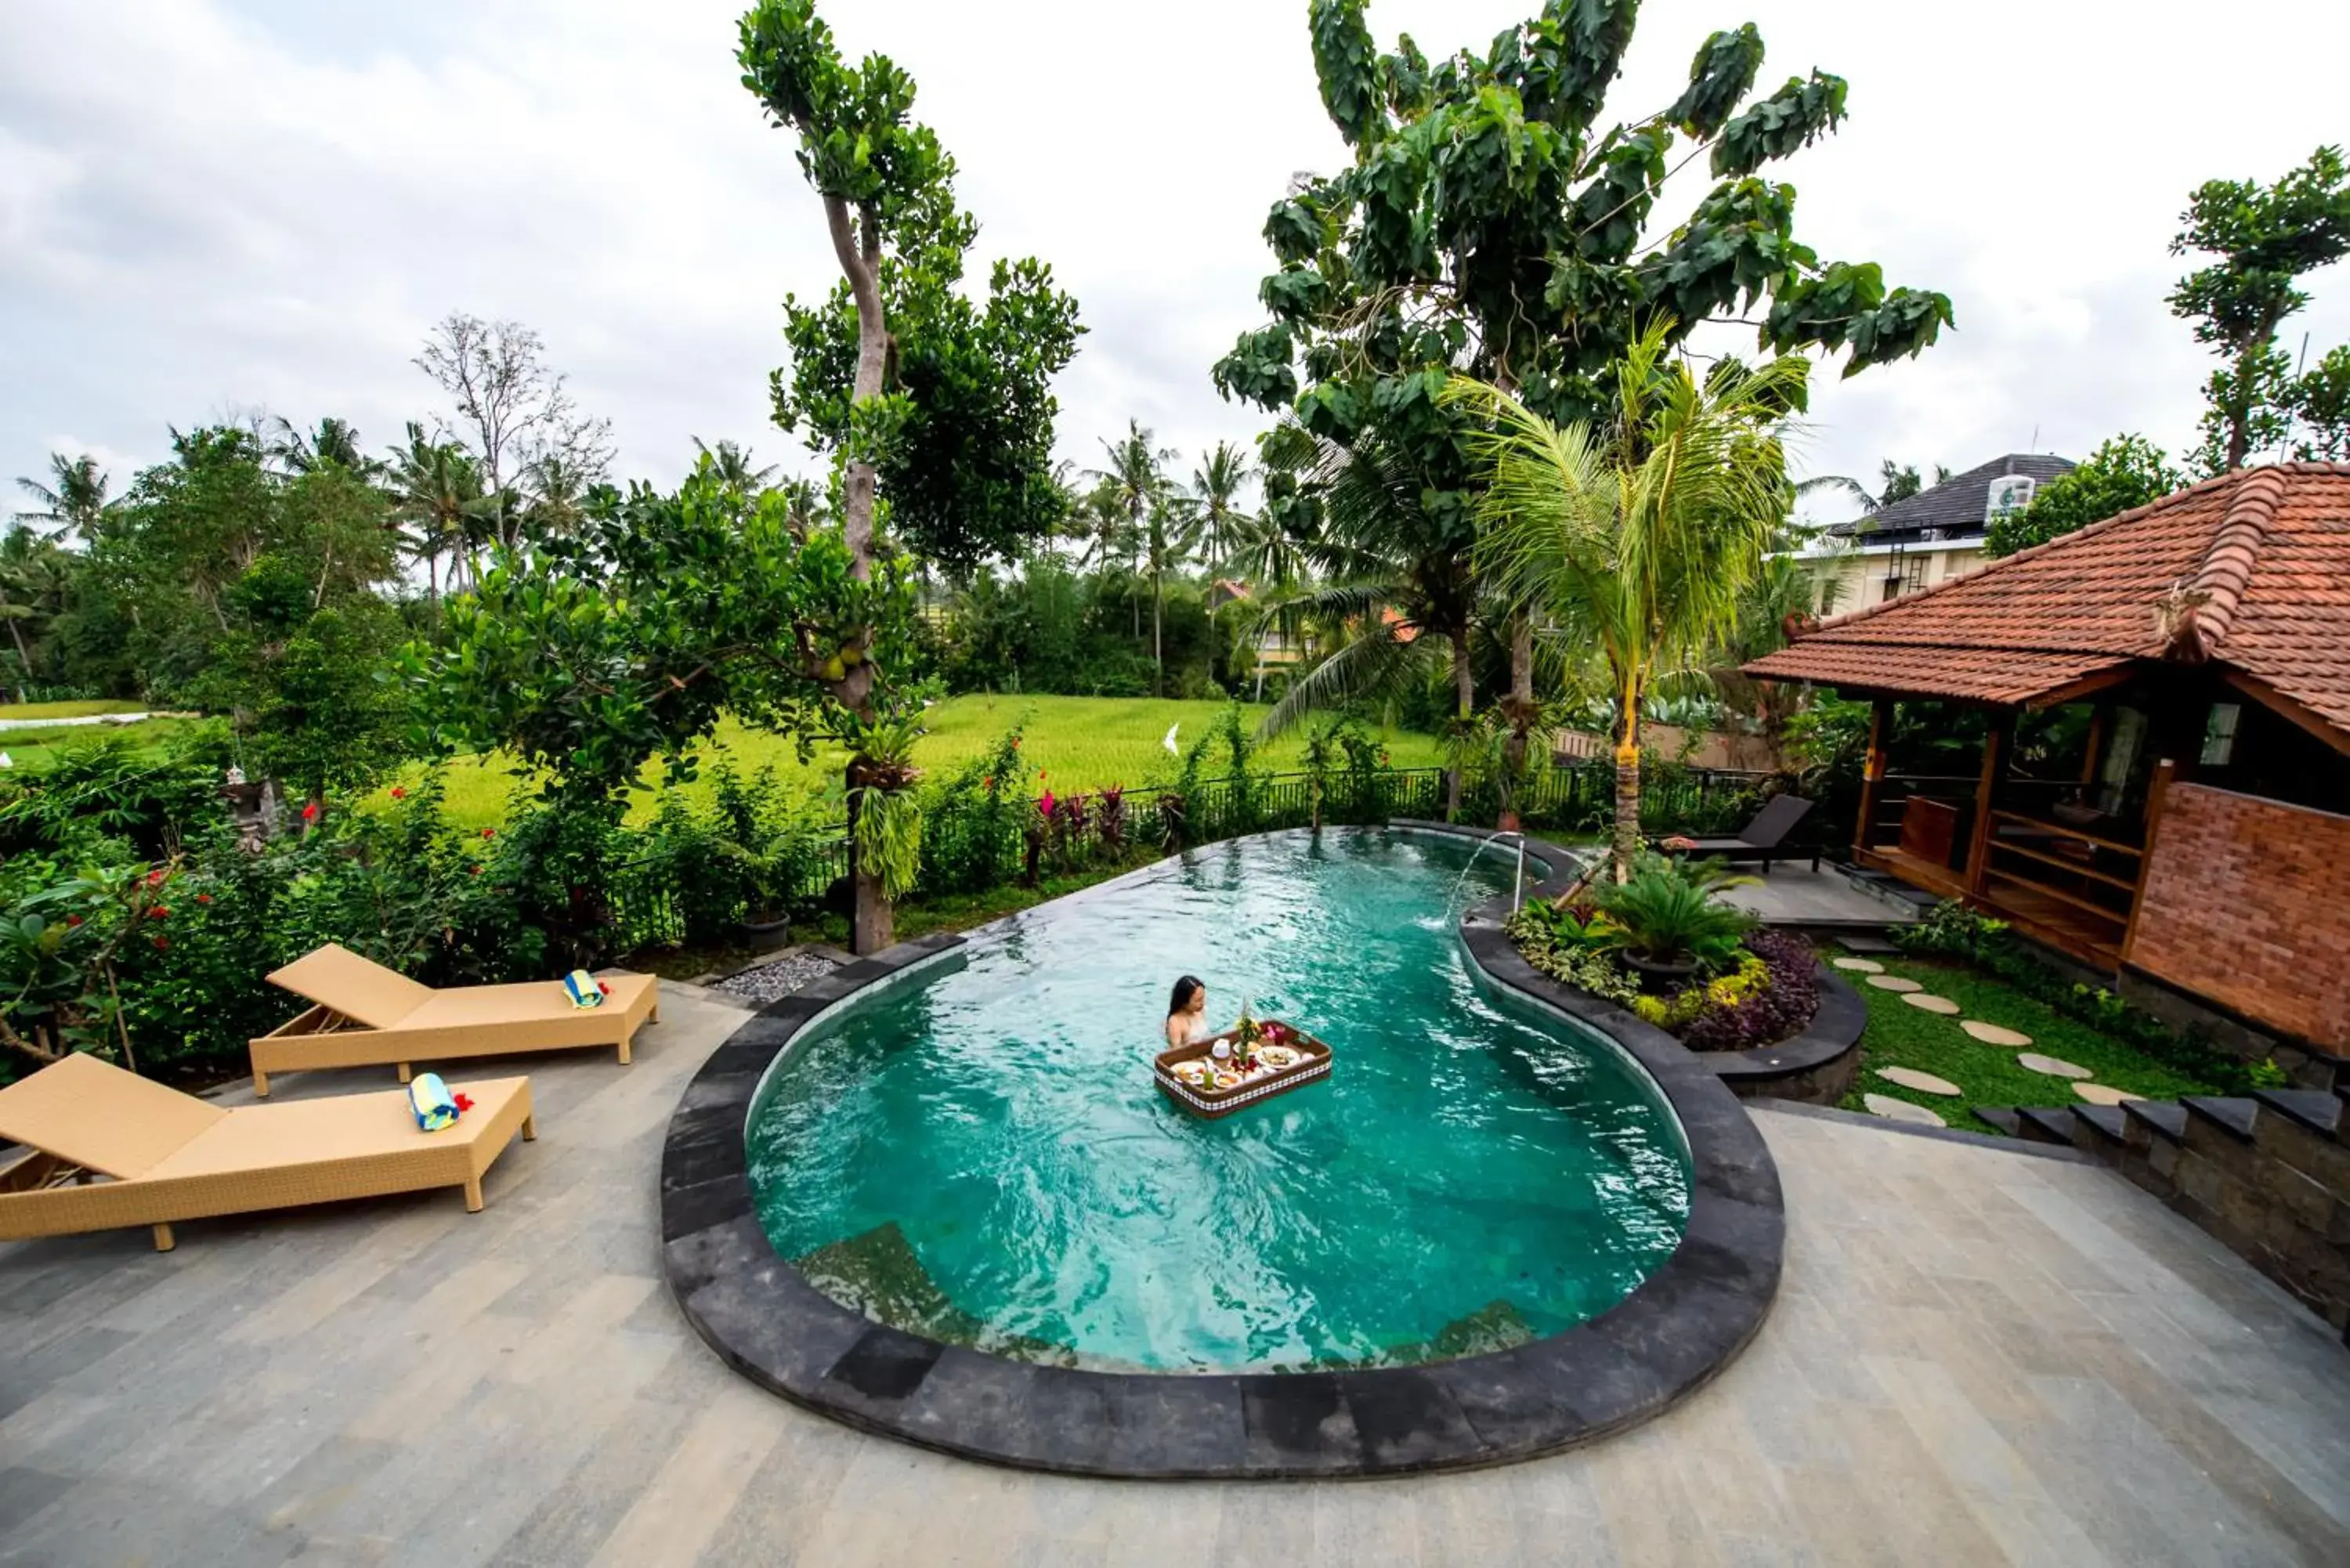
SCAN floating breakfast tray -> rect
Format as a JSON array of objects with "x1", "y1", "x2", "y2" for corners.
[{"x1": 1154, "y1": 1022, "x2": 1332, "y2": 1120}]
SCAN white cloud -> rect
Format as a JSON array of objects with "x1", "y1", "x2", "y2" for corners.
[{"x1": 4, "y1": 0, "x2": 2349, "y2": 515}]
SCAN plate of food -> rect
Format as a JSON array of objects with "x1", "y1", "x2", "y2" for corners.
[{"x1": 1153, "y1": 1019, "x2": 1333, "y2": 1119}]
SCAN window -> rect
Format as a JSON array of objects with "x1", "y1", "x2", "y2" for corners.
[{"x1": 2200, "y1": 703, "x2": 2241, "y2": 766}]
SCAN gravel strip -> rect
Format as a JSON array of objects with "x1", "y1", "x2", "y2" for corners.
[{"x1": 714, "y1": 948, "x2": 844, "y2": 1005}]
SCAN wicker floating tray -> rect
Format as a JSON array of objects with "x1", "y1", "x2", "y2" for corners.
[{"x1": 1154, "y1": 1023, "x2": 1332, "y2": 1120}]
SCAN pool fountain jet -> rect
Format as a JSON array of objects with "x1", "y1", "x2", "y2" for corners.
[{"x1": 1444, "y1": 827, "x2": 1531, "y2": 915}]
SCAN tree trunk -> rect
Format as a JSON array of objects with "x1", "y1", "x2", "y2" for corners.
[
  {"x1": 826, "y1": 195, "x2": 893, "y2": 955},
  {"x1": 1611, "y1": 669, "x2": 1643, "y2": 881},
  {"x1": 1152, "y1": 569, "x2": 1164, "y2": 695},
  {"x1": 1444, "y1": 630, "x2": 1473, "y2": 820},
  {"x1": 1501, "y1": 616, "x2": 1535, "y2": 828}
]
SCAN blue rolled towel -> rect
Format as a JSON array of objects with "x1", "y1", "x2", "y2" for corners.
[
  {"x1": 407, "y1": 1071, "x2": 461, "y2": 1133},
  {"x1": 562, "y1": 970, "x2": 606, "y2": 1009}
]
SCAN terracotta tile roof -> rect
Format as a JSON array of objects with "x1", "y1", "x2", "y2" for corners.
[{"x1": 1746, "y1": 463, "x2": 2350, "y2": 736}]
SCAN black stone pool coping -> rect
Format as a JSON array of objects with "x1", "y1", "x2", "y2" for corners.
[{"x1": 660, "y1": 825, "x2": 1785, "y2": 1479}]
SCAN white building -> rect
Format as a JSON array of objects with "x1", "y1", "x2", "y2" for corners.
[{"x1": 1790, "y1": 453, "x2": 2076, "y2": 615}]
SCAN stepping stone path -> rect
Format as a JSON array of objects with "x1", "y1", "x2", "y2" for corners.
[
  {"x1": 2073, "y1": 1082, "x2": 2142, "y2": 1107},
  {"x1": 1863, "y1": 1093, "x2": 1947, "y2": 1128},
  {"x1": 1831, "y1": 957, "x2": 1884, "y2": 974},
  {"x1": 1901, "y1": 993, "x2": 1961, "y2": 1015},
  {"x1": 2018, "y1": 1053, "x2": 2092, "y2": 1080},
  {"x1": 1876, "y1": 1066, "x2": 1962, "y2": 1097},
  {"x1": 1961, "y1": 1021, "x2": 2033, "y2": 1047},
  {"x1": 1866, "y1": 974, "x2": 1923, "y2": 993}
]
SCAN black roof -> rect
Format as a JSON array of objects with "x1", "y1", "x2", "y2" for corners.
[{"x1": 1826, "y1": 453, "x2": 2077, "y2": 545}]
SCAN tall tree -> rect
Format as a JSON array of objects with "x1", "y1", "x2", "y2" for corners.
[
  {"x1": 1216, "y1": 1, "x2": 1947, "y2": 753},
  {"x1": 692, "y1": 438, "x2": 780, "y2": 495},
  {"x1": 1461, "y1": 322, "x2": 1806, "y2": 876},
  {"x1": 1188, "y1": 441, "x2": 1256, "y2": 573},
  {"x1": 1140, "y1": 493, "x2": 1202, "y2": 694},
  {"x1": 2288, "y1": 345, "x2": 2350, "y2": 461},
  {"x1": 739, "y1": 0, "x2": 1078, "y2": 948},
  {"x1": 13, "y1": 453, "x2": 114, "y2": 540},
  {"x1": 414, "y1": 313, "x2": 615, "y2": 549},
  {"x1": 385, "y1": 423, "x2": 493, "y2": 600},
  {"x1": 2169, "y1": 146, "x2": 2350, "y2": 474},
  {"x1": 1089, "y1": 420, "x2": 1177, "y2": 603}
]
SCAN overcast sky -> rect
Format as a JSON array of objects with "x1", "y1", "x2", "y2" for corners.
[{"x1": 5, "y1": 0, "x2": 2349, "y2": 523}]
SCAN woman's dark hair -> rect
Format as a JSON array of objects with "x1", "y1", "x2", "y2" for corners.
[{"x1": 1168, "y1": 975, "x2": 1204, "y2": 1017}]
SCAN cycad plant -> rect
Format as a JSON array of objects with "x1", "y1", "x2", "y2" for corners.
[{"x1": 1454, "y1": 320, "x2": 1806, "y2": 876}]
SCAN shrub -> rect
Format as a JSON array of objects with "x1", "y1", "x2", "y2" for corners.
[
  {"x1": 1589, "y1": 858, "x2": 1757, "y2": 967},
  {"x1": 1677, "y1": 930, "x2": 1818, "y2": 1052}
]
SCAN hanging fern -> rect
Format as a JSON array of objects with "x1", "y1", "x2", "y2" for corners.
[{"x1": 852, "y1": 786, "x2": 924, "y2": 901}]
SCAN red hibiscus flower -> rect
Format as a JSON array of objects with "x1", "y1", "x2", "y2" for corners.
[
  {"x1": 480, "y1": 828, "x2": 494, "y2": 840},
  {"x1": 390, "y1": 786, "x2": 407, "y2": 800},
  {"x1": 196, "y1": 893, "x2": 213, "y2": 905},
  {"x1": 301, "y1": 801, "x2": 320, "y2": 822},
  {"x1": 148, "y1": 906, "x2": 169, "y2": 920},
  {"x1": 151, "y1": 936, "x2": 170, "y2": 951}
]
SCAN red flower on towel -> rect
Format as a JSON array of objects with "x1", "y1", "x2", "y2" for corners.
[
  {"x1": 452, "y1": 1093, "x2": 475, "y2": 1114},
  {"x1": 598, "y1": 981, "x2": 611, "y2": 995}
]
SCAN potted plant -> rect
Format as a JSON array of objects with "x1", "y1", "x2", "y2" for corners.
[{"x1": 1589, "y1": 859, "x2": 1757, "y2": 994}]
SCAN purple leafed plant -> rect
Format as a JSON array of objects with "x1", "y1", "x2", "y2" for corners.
[{"x1": 1677, "y1": 929, "x2": 1820, "y2": 1053}]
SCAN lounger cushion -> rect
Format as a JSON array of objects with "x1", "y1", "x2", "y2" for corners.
[
  {"x1": 0, "y1": 1052, "x2": 226, "y2": 1178},
  {"x1": 398, "y1": 972, "x2": 655, "y2": 1031},
  {"x1": 144, "y1": 1078, "x2": 530, "y2": 1179},
  {"x1": 266, "y1": 945, "x2": 435, "y2": 1029}
]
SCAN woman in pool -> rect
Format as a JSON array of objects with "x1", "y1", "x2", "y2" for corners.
[{"x1": 1165, "y1": 975, "x2": 1209, "y2": 1052}]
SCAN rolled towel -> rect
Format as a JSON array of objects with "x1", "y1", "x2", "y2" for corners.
[
  {"x1": 562, "y1": 970, "x2": 607, "y2": 1009},
  {"x1": 407, "y1": 1071, "x2": 462, "y2": 1133}
]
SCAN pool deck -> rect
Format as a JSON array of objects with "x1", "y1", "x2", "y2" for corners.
[{"x1": 2, "y1": 985, "x2": 2346, "y2": 1566}]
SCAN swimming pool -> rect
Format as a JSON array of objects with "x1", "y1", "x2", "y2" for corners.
[{"x1": 744, "y1": 829, "x2": 1693, "y2": 1375}]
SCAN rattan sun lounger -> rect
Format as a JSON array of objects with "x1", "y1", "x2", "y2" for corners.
[
  {"x1": 0, "y1": 1052, "x2": 535, "y2": 1252},
  {"x1": 249, "y1": 945, "x2": 659, "y2": 1096}
]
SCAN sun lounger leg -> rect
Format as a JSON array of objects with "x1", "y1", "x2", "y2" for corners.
[
  {"x1": 150, "y1": 1223, "x2": 175, "y2": 1252},
  {"x1": 251, "y1": 1068, "x2": 270, "y2": 1098},
  {"x1": 522, "y1": 1114, "x2": 537, "y2": 1141},
  {"x1": 396, "y1": 1062, "x2": 413, "y2": 1084},
  {"x1": 617, "y1": 1034, "x2": 633, "y2": 1066},
  {"x1": 463, "y1": 1176, "x2": 485, "y2": 1213}
]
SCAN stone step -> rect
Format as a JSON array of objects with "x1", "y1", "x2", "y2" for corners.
[
  {"x1": 2254, "y1": 1089, "x2": 2343, "y2": 1143},
  {"x1": 2073, "y1": 1104, "x2": 2129, "y2": 1144},
  {"x1": 2183, "y1": 1097, "x2": 2258, "y2": 1142},
  {"x1": 2016, "y1": 1106, "x2": 2079, "y2": 1146},
  {"x1": 1972, "y1": 1107, "x2": 2023, "y2": 1137},
  {"x1": 1835, "y1": 934, "x2": 1903, "y2": 956},
  {"x1": 2123, "y1": 1100, "x2": 2189, "y2": 1141}
]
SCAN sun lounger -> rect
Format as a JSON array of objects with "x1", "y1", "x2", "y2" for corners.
[
  {"x1": 1665, "y1": 793, "x2": 1819, "y2": 871},
  {"x1": 0, "y1": 1052, "x2": 534, "y2": 1252},
  {"x1": 249, "y1": 945, "x2": 659, "y2": 1097}
]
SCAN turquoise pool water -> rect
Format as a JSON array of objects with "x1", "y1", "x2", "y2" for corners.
[{"x1": 745, "y1": 829, "x2": 1690, "y2": 1373}]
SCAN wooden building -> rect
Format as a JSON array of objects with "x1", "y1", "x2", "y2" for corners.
[{"x1": 1745, "y1": 463, "x2": 2350, "y2": 1071}]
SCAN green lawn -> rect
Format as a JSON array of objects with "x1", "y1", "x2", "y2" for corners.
[
  {"x1": 0, "y1": 717, "x2": 204, "y2": 768},
  {"x1": 0, "y1": 699, "x2": 155, "y2": 721},
  {"x1": 380, "y1": 695, "x2": 1446, "y2": 829},
  {"x1": 1841, "y1": 952, "x2": 2221, "y2": 1134}
]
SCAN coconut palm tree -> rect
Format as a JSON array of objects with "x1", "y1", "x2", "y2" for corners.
[
  {"x1": 1252, "y1": 423, "x2": 1484, "y2": 814},
  {"x1": 1187, "y1": 441, "x2": 1254, "y2": 574},
  {"x1": 1457, "y1": 320, "x2": 1808, "y2": 876},
  {"x1": 1087, "y1": 420, "x2": 1178, "y2": 636},
  {"x1": 266, "y1": 416, "x2": 373, "y2": 477},
  {"x1": 385, "y1": 423, "x2": 494, "y2": 601},
  {"x1": 692, "y1": 438, "x2": 780, "y2": 496},
  {"x1": 1140, "y1": 493, "x2": 1203, "y2": 695},
  {"x1": 13, "y1": 453, "x2": 113, "y2": 540}
]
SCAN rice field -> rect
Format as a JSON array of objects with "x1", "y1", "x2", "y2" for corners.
[{"x1": 379, "y1": 695, "x2": 1444, "y2": 829}]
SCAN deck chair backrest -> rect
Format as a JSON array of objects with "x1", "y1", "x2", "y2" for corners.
[
  {"x1": 266, "y1": 945, "x2": 434, "y2": 1029},
  {"x1": 1739, "y1": 793, "x2": 1815, "y2": 848},
  {"x1": 0, "y1": 1051, "x2": 225, "y2": 1179}
]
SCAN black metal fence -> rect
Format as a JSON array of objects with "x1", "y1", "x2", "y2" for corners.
[{"x1": 604, "y1": 758, "x2": 1773, "y2": 954}]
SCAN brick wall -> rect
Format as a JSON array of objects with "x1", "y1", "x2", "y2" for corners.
[{"x1": 2128, "y1": 784, "x2": 2350, "y2": 1051}]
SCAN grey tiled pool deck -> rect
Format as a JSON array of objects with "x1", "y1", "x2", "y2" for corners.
[{"x1": 2, "y1": 984, "x2": 2347, "y2": 1566}]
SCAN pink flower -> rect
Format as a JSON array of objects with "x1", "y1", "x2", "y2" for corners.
[{"x1": 1038, "y1": 789, "x2": 1057, "y2": 818}]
